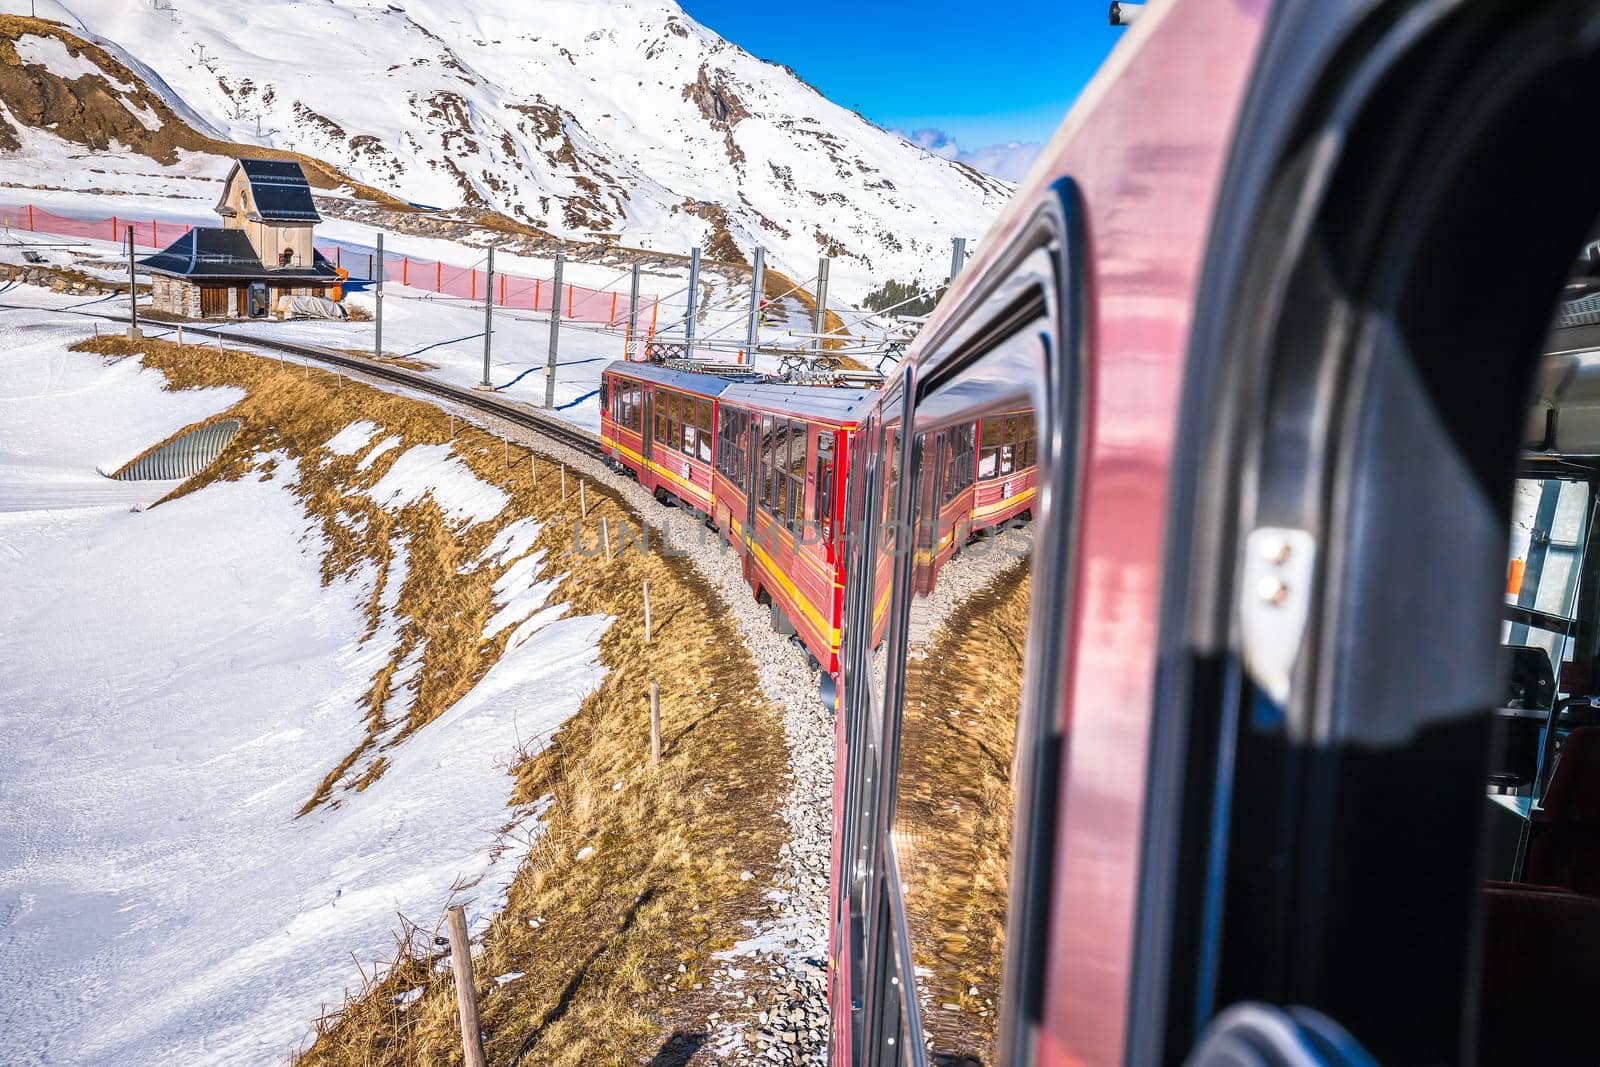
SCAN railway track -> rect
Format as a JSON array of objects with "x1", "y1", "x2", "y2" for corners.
[{"x1": 3, "y1": 297, "x2": 603, "y2": 459}]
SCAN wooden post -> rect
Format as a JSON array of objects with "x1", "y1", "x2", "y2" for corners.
[
  {"x1": 530, "y1": 454, "x2": 538, "y2": 486},
  {"x1": 580, "y1": 480, "x2": 587, "y2": 518},
  {"x1": 503, "y1": 436, "x2": 509, "y2": 467},
  {"x1": 649, "y1": 683, "x2": 662, "y2": 766},
  {"x1": 601, "y1": 516, "x2": 612, "y2": 562},
  {"x1": 445, "y1": 905, "x2": 488, "y2": 1067},
  {"x1": 560, "y1": 464, "x2": 567, "y2": 501},
  {"x1": 643, "y1": 580, "x2": 652, "y2": 645},
  {"x1": 450, "y1": 414, "x2": 456, "y2": 439}
]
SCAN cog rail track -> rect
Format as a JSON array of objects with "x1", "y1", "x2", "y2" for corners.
[{"x1": 5, "y1": 300, "x2": 603, "y2": 459}]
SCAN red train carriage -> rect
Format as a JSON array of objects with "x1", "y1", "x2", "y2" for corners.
[
  {"x1": 713, "y1": 382, "x2": 875, "y2": 675},
  {"x1": 599, "y1": 363, "x2": 746, "y2": 518}
]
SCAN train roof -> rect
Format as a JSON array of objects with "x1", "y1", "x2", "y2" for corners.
[
  {"x1": 720, "y1": 382, "x2": 878, "y2": 424},
  {"x1": 603, "y1": 360, "x2": 763, "y2": 396}
]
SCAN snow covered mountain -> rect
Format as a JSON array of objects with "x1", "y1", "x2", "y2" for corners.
[{"x1": 9, "y1": 0, "x2": 1012, "y2": 299}]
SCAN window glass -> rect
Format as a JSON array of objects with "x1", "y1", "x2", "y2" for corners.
[
  {"x1": 893, "y1": 385, "x2": 1040, "y2": 1066},
  {"x1": 1504, "y1": 477, "x2": 1593, "y2": 685},
  {"x1": 653, "y1": 389, "x2": 666, "y2": 445},
  {"x1": 978, "y1": 418, "x2": 1003, "y2": 480},
  {"x1": 789, "y1": 420, "x2": 808, "y2": 526},
  {"x1": 816, "y1": 431, "x2": 835, "y2": 538},
  {"x1": 697, "y1": 401, "x2": 713, "y2": 462},
  {"x1": 759, "y1": 415, "x2": 776, "y2": 512}
]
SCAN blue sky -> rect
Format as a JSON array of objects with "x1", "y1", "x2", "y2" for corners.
[{"x1": 679, "y1": 2, "x2": 1120, "y2": 151}]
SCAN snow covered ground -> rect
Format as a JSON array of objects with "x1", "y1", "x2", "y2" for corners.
[{"x1": 0, "y1": 314, "x2": 607, "y2": 1065}]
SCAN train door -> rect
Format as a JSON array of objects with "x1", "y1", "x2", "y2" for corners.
[
  {"x1": 1131, "y1": 5, "x2": 1600, "y2": 1064},
  {"x1": 641, "y1": 384, "x2": 655, "y2": 464}
]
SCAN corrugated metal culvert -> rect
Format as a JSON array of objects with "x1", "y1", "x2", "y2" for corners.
[{"x1": 114, "y1": 419, "x2": 241, "y2": 481}]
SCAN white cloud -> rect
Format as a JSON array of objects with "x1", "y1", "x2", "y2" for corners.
[{"x1": 900, "y1": 128, "x2": 1043, "y2": 183}]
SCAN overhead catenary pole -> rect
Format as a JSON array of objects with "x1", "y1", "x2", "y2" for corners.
[
  {"x1": 685, "y1": 247, "x2": 700, "y2": 360},
  {"x1": 745, "y1": 246, "x2": 765, "y2": 365},
  {"x1": 125, "y1": 226, "x2": 141, "y2": 339},
  {"x1": 626, "y1": 262, "x2": 641, "y2": 361},
  {"x1": 374, "y1": 232, "x2": 385, "y2": 359},
  {"x1": 812, "y1": 256, "x2": 830, "y2": 359},
  {"x1": 480, "y1": 245, "x2": 494, "y2": 389},
  {"x1": 949, "y1": 236, "x2": 968, "y2": 286},
  {"x1": 543, "y1": 252, "x2": 564, "y2": 408}
]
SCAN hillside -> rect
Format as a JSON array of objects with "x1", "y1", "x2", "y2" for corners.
[{"x1": 7, "y1": 0, "x2": 1011, "y2": 300}]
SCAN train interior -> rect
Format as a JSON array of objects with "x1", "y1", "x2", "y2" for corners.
[{"x1": 1479, "y1": 259, "x2": 1600, "y2": 1064}]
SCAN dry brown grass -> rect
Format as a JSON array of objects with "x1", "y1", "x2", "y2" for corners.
[
  {"x1": 894, "y1": 559, "x2": 1031, "y2": 1064},
  {"x1": 73, "y1": 334, "x2": 789, "y2": 1064}
]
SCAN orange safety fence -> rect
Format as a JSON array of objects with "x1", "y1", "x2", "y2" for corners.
[
  {"x1": 0, "y1": 202, "x2": 656, "y2": 327},
  {"x1": 0, "y1": 203, "x2": 196, "y2": 250}
]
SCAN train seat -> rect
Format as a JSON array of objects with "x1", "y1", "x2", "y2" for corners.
[
  {"x1": 1478, "y1": 880, "x2": 1600, "y2": 1065},
  {"x1": 1527, "y1": 725, "x2": 1600, "y2": 895}
]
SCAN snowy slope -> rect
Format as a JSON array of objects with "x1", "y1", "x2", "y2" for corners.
[
  {"x1": 15, "y1": 0, "x2": 1010, "y2": 299},
  {"x1": 0, "y1": 320, "x2": 608, "y2": 1065}
]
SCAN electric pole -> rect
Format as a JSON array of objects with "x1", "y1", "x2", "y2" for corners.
[
  {"x1": 949, "y1": 237, "x2": 967, "y2": 286},
  {"x1": 812, "y1": 256, "x2": 830, "y2": 359},
  {"x1": 746, "y1": 246, "x2": 764, "y2": 366},
  {"x1": 543, "y1": 252, "x2": 564, "y2": 408},
  {"x1": 481, "y1": 245, "x2": 494, "y2": 389},
  {"x1": 626, "y1": 262, "x2": 641, "y2": 361},
  {"x1": 126, "y1": 226, "x2": 141, "y2": 339},
  {"x1": 685, "y1": 247, "x2": 699, "y2": 360},
  {"x1": 374, "y1": 232, "x2": 384, "y2": 358}
]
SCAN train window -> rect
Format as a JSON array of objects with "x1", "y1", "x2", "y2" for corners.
[
  {"x1": 696, "y1": 400, "x2": 713, "y2": 463},
  {"x1": 764, "y1": 415, "x2": 784, "y2": 515},
  {"x1": 788, "y1": 420, "x2": 808, "y2": 527},
  {"x1": 999, "y1": 416, "x2": 1017, "y2": 477},
  {"x1": 978, "y1": 418, "x2": 1003, "y2": 480},
  {"x1": 1017, "y1": 413, "x2": 1035, "y2": 470},
  {"x1": 815, "y1": 430, "x2": 835, "y2": 539},
  {"x1": 889, "y1": 343, "x2": 1042, "y2": 1065},
  {"x1": 943, "y1": 424, "x2": 976, "y2": 504},
  {"x1": 653, "y1": 389, "x2": 667, "y2": 445}
]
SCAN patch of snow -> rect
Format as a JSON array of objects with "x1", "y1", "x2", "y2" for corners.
[
  {"x1": 492, "y1": 971, "x2": 524, "y2": 986},
  {"x1": 356, "y1": 433, "x2": 402, "y2": 471},
  {"x1": 323, "y1": 419, "x2": 380, "y2": 456},
  {"x1": 14, "y1": 33, "x2": 129, "y2": 90},
  {"x1": 364, "y1": 444, "x2": 508, "y2": 527},
  {"x1": 478, "y1": 516, "x2": 541, "y2": 568}
]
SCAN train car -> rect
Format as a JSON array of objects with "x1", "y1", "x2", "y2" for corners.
[
  {"x1": 713, "y1": 381, "x2": 875, "y2": 674},
  {"x1": 599, "y1": 362, "x2": 747, "y2": 518},
  {"x1": 827, "y1": 2, "x2": 1600, "y2": 1066}
]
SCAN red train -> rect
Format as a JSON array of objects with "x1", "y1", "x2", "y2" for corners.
[
  {"x1": 599, "y1": 363, "x2": 1035, "y2": 674},
  {"x1": 621, "y1": 1, "x2": 1600, "y2": 1063}
]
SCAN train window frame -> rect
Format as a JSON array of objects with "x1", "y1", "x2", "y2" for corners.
[
  {"x1": 815, "y1": 429, "x2": 835, "y2": 542},
  {"x1": 833, "y1": 177, "x2": 1086, "y2": 1067}
]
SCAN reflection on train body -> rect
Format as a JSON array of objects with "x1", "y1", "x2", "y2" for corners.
[{"x1": 892, "y1": 402, "x2": 1036, "y2": 1065}]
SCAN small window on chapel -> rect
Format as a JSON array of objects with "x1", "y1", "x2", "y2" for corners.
[{"x1": 279, "y1": 248, "x2": 295, "y2": 267}]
